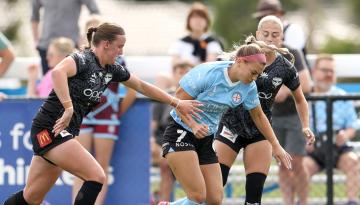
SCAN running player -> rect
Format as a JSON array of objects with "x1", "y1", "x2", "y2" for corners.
[{"x1": 3, "y1": 22, "x2": 201, "y2": 205}]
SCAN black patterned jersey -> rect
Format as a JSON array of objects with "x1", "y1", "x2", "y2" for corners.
[
  {"x1": 32, "y1": 50, "x2": 131, "y2": 136},
  {"x1": 220, "y1": 54, "x2": 300, "y2": 138}
]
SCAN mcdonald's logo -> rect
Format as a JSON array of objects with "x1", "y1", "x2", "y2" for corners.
[{"x1": 36, "y1": 129, "x2": 52, "y2": 148}]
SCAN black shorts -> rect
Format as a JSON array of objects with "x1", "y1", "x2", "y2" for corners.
[
  {"x1": 309, "y1": 144, "x2": 354, "y2": 170},
  {"x1": 214, "y1": 122, "x2": 266, "y2": 153},
  {"x1": 31, "y1": 125, "x2": 74, "y2": 156},
  {"x1": 161, "y1": 119, "x2": 218, "y2": 165}
]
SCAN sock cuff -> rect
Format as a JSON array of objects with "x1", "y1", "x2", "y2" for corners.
[
  {"x1": 83, "y1": 180, "x2": 103, "y2": 192},
  {"x1": 246, "y1": 172, "x2": 267, "y2": 178}
]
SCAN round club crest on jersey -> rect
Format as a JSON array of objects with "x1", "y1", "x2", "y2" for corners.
[{"x1": 231, "y1": 92, "x2": 241, "y2": 104}]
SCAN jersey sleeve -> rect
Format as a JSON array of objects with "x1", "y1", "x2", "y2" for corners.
[
  {"x1": 70, "y1": 52, "x2": 88, "y2": 75},
  {"x1": 243, "y1": 82, "x2": 260, "y2": 110},
  {"x1": 179, "y1": 66, "x2": 208, "y2": 98},
  {"x1": 110, "y1": 64, "x2": 131, "y2": 82},
  {"x1": 283, "y1": 59, "x2": 301, "y2": 91}
]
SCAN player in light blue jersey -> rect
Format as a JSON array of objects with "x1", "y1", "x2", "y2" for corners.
[{"x1": 159, "y1": 42, "x2": 292, "y2": 205}]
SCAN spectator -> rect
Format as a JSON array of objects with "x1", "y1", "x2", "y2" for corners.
[
  {"x1": 27, "y1": 37, "x2": 75, "y2": 97},
  {"x1": 0, "y1": 32, "x2": 15, "y2": 77},
  {"x1": 168, "y1": 2, "x2": 223, "y2": 66},
  {"x1": 151, "y1": 60, "x2": 193, "y2": 204},
  {"x1": 304, "y1": 54, "x2": 359, "y2": 205},
  {"x1": 31, "y1": 0, "x2": 100, "y2": 75}
]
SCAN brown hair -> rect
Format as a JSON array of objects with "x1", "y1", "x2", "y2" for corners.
[
  {"x1": 245, "y1": 35, "x2": 295, "y2": 64},
  {"x1": 86, "y1": 22, "x2": 125, "y2": 49},
  {"x1": 186, "y1": 2, "x2": 211, "y2": 32},
  {"x1": 314, "y1": 54, "x2": 334, "y2": 68}
]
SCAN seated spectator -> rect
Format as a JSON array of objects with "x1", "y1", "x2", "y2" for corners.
[
  {"x1": 304, "y1": 54, "x2": 360, "y2": 205},
  {"x1": 27, "y1": 37, "x2": 75, "y2": 97},
  {"x1": 151, "y1": 60, "x2": 193, "y2": 204}
]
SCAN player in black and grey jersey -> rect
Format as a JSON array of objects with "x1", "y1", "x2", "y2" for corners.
[
  {"x1": 214, "y1": 16, "x2": 315, "y2": 205},
  {"x1": 4, "y1": 23, "x2": 202, "y2": 205}
]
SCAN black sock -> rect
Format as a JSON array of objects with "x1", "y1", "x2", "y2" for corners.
[
  {"x1": 3, "y1": 190, "x2": 29, "y2": 205},
  {"x1": 74, "y1": 181, "x2": 103, "y2": 205},
  {"x1": 245, "y1": 172, "x2": 267, "y2": 205},
  {"x1": 220, "y1": 163, "x2": 230, "y2": 186}
]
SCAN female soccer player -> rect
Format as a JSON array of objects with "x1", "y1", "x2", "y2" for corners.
[
  {"x1": 214, "y1": 15, "x2": 315, "y2": 205},
  {"x1": 159, "y1": 41, "x2": 292, "y2": 205},
  {"x1": 3, "y1": 22, "x2": 201, "y2": 205}
]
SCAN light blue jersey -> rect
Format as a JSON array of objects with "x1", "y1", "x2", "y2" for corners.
[
  {"x1": 311, "y1": 86, "x2": 360, "y2": 133},
  {"x1": 170, "y1": 61, "x2": 260, "y2": 135}
]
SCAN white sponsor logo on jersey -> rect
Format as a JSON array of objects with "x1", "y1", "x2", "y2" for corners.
[{"x1": 272, "y1": 77, "x2": 282, "y2": 87}]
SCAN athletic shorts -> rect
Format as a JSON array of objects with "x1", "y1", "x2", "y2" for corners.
[
  {"x1": 161, "y1": 118, "x2": 218, "y2": 165},
  {"x1": 309, "y1": 144, "x2": 353, "y2": 170},
  {"x1": 214, "y1": 122, "x2": 266, "y2": 153},
  {"x1": 31, "y1": 125, "x2": 74, "y2": 156},
  {"x1": 79, "y1": 124, "x2": 119, "y2": 140},
  {"x1": 272, "y1": 114, "x2": 306, "y2": 156}
]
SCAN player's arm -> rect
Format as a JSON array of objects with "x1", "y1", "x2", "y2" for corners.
[
  {"x1": 174, "y1": 87, "x2": 208, "y2": 139},
  {"x1": 51, "y1": 57, "x2": 77, "y2": 136},
  {"x1": 119, "y1": 87, "x2": 137, "y2": 116},
  {"x1": 122, "y1": 74, "x2": 202, "y2": 118},
  {"x1": 249, "y1": 105, "x2": 292, "y2": 170},
  {"x1": 291, "y1": 86, "x2": 315, "y2": 145}
]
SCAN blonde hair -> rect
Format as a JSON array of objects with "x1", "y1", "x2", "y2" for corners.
[
  {"x1": 219, "y1": 41, "x2": 264, "y2": 61},
  {"x1": 85, "y1": 15, "x2": 103, "y2": 31},
  {"x1": 258, "y1": 15, "x2": 283, "y2": 31},
  {"x1": 49, "y1": 37, "x2": 75, "y2": 56},
  {"x1": 245, "y1": 35, "x2": 294, "y2": 64}
]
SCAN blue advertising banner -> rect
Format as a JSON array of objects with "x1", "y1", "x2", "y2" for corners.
[{"x1": 0, "y1": 99, "x2": 150, "y2": 205}]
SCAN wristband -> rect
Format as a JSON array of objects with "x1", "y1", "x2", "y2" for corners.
[{"x1": 62, "y1": 100, "x2": 73, "y2": 109}]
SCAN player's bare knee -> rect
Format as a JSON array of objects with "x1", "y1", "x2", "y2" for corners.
[
  {"x1": 187, "y1": 190, "x2": 206, "y2": 203},
  {"x1": 206, "y1": 191, "x2": 223, "y2": 205},
  {"x1": 88, "y1": 168, "x2": 106, "y2": 184}
]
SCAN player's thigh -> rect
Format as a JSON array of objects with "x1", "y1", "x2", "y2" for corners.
[
  {"x1": 44, "y1": 139, "x2": 105, "y2": 182},
  {"x1": 166, "y1": 151, "x2": 206, "y2": 195},
  {"x1": 243, "y1": 140, "x2": 272, "y2": 174}
]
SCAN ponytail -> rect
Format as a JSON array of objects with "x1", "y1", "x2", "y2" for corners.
[{"x1": 86, "y1": 27, "x2": 98, "y2": 49}]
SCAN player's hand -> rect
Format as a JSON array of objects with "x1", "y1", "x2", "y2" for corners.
[
  {"x1": 272, "y1": 144, "x2": 292, "y2": 170},
  {"x1": 53, "y1": 107, "x2": 73, "y2": 136},
  {"x1": 176, "y1": 99, "x2": 203, "y2": 119},
  {"x1": 302, "y1": 127, "x2": 315, "y2": 145},
  {"x1": 190, "y1": 122, "x2": 209, "y2": 139}
]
